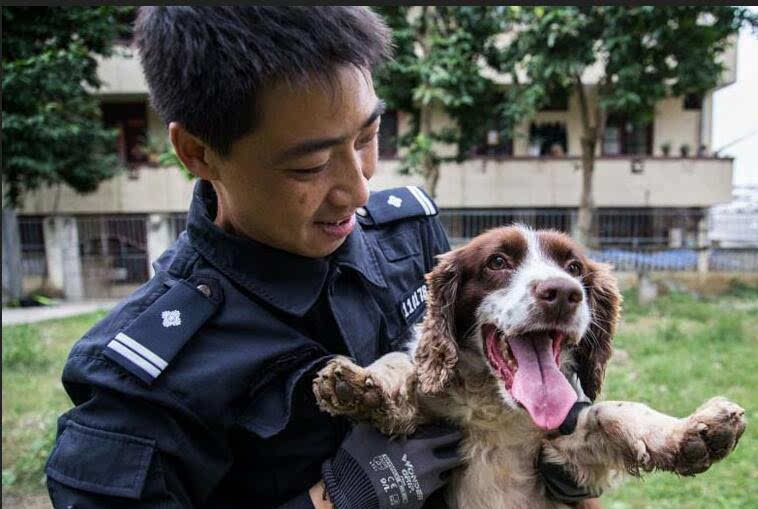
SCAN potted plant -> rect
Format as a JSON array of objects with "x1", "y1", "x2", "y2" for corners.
[
  {"x1": 137, "y1": 133, "x2": 171, "y2": 167},
  {"x1": 679, "y1": 144, "x2": 691, "y2": 157},
  {"x1": 660, "y1": 142, "x2": 671, "y2": 157}
]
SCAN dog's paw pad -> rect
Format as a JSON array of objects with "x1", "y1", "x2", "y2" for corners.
[
  {"x1": 673, "y1": 397, "x2": 746, "y2": 476},
  {"x1": 313, "y1": 357, "x2": 385, "y2": 416}
]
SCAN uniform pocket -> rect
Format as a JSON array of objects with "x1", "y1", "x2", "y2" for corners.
[
  {"x1": 378, "y1": 231, "x2": 421, "y2": 262},
  {"x1": 238, "y1": 347, "x2": 329, "y2": 439},
  {"x1": 45, "y1": 420, "x2": 155, "y2": 499}
]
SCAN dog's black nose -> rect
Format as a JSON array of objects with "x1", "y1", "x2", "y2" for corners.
[{"x1": 534, "y1": 278, "x2": 583, "y2": 310}]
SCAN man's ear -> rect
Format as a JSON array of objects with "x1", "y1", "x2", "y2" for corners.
[{"x1": 169, "y1": 122, "x2": 220, "y2": 180}]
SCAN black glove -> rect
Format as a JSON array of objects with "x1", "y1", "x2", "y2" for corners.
[
  {"x1": 322, "y1": 422, "x2": 462, "y2": 509},
  {"x1": 539, "y1": 372, "x2": 601, "y2": 503},
  {"x1": 538, "y1": 443, "x2": 602, "y2": 503}
]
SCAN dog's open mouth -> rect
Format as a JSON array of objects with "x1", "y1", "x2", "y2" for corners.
[{"x1": 482, "y1": 324, "x2": 577, "y2": 431}]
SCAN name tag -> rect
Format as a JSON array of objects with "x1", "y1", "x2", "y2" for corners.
[{"x1": 399, "y1": 283, "x2": 428, "y2": 324}]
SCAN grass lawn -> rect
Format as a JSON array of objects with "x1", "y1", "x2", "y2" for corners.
[
  {"x1": 2, "y1": 285, "x2": 757, "y2": 507},
  {"x1": 2, "y1": 310, "x2": 108, "y2": 504}
]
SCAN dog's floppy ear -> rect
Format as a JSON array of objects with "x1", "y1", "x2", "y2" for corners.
[
  {"x1": 575, "y1": 260, "x2": 622, "y2": 401},
  {"x1": 415, "y1": 252, "x2": 459, "y2": 395}
]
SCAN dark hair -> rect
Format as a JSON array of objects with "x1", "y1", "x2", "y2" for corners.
[{"x1": 134, "y1": 6, "x2": 391, "y2": 156}]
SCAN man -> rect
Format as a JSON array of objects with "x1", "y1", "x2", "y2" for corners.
[{"x1": 45, "y1": 7, "x2": 595, "y2": 508}]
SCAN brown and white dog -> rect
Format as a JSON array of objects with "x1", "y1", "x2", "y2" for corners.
[{"x1": 313, "y1": 225, "x2": 746, "y2": 509}]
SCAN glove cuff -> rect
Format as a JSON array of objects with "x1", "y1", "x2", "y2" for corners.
[
  {"x1": 322, "y1": 449, "x2": 379, "y2": 509},
  {"x1": 538, "y1": 448, "x2": 603, "y2": 503},
  {"x1": 559, "y1": 401, "x2": 592, "y2": 435}
]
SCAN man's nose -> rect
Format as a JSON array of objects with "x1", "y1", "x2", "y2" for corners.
[
  {"x1": 329, "y1": 152, "x2": 370, "y2": 208},
  {"x1": 533, "y1": 278, "x2": 583, "y2": 314}
]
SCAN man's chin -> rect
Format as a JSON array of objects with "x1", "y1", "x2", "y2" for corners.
[{"x1": 297, "y1": 235, "x2": 347, "y2": 259}]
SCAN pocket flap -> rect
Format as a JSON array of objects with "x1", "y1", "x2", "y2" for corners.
[
  {"x1": 379, "y1": 232, "x2": 420, "y2": 261},
  {"x1": 45, "y1": 421, "x2": 155, "y2": 499},
  {"x1": 239, "y1": 350, "x2": 330, "y2": 439}
]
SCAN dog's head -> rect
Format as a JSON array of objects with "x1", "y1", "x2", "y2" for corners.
[{"x1": 415, "y1": 225, "x2": 621, "y2": 430}]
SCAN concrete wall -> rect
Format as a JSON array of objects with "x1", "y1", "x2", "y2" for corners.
[
  {"x1": 653, "y1": 97, "x2": 701, "y2": 156},
  {"x1": 19, "y1": 157, "x2": 732, "y2": 215},
  {"x1": 20, "y1": 166, "x2": 197, "y2": 214},
  {"x1": 370, "y1": 157, "x2": 734, "y2": 208},
  {"x1": 95, "y1": 49, "x2": 148, "y2": 95},
  {"x1": 419, "y1": 85, "x2": 704, "y2": 159}
]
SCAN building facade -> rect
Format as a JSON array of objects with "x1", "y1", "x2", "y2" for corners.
[{"x1": 16, "y1": 40, "x2": 743, "y2": 298}]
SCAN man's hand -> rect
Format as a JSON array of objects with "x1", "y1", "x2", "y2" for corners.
[
  {"x1": 539, "y1": 375, "x2": 602, "y2": 504},
  {"x1": 321, "y1": 422, "x2": 462, "y2": 509},
  {"x1": 309, "y1": 480, "x2": 332, "y2": 509}
]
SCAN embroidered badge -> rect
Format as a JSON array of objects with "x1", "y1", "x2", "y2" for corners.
[
  {"x1": 387, "y1": 195, "x2": 403, "y2": 208},
  {"x1": 399, "y1": 283, "x2": 428, "y2": 323},
  {"x1": 161, "y1": 310, "x2": 182, "y2": 328}
]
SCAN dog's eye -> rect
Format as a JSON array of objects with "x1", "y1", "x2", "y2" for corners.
[
  {"x1": 486, "y1": 254, "x2": 510, "y2": 271},
  {"x1": 566, "y1": 261, "x2": 583, "y2": 276}
]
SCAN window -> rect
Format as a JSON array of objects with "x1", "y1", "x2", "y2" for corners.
[
  {"x1": 684, "y1": 93, "x2": 703, "y2": 110},
  {"x1": 528, "y1": 122, "x2": 567, "y2": 156},
  {"x1": 102, "y1": 102, "x2": 148, "y2": 166},
  {"x1": 378, "y1": 110, "x2": 398, "y2": 159},
  {"x1": 473, "y1": 127, "x2": 513, "y2": 157},
  {"x1": 539, "y1": 87, "x2": 569, "y2": 111},
  {"x1": 18, "y1": 216, "x2": 47, "y2": 277},
  {"x1": 602, "y1": 114, "x2": 652, "y2": 156}
]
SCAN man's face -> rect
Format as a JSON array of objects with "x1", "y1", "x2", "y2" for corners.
[{"x1": 207, "y1": 65, "x2": 381, "y2": 258}]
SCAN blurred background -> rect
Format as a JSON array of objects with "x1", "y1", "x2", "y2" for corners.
[{"x1": 2, "y1": 6, "x2": 757, "y2": 508}]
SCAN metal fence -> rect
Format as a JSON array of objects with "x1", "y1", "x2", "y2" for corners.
[
  {"x1": 168, "y1": 212, "x2": 188, "y2": 239},
  {"x1": 16, "y1": 208, "x2": 758, "y2": 299},
  {"x1": 439, "y1": 208, "x2": 758, "y2": 272},
  {"x1": 77, "y1": 214, "x2": 150, "y2": 297}
]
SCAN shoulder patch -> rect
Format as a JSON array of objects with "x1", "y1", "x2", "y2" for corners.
[
  {"x1": 103, "y1": 277, "x2": 222, "y2": 385},
  {"x1": 358, "y1": 186, "x2": 438, "y2": 226}
]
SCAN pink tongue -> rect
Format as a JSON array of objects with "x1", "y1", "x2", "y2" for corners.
[{"x1": 509, "y1": 335, "x2": 577, "y2": 430}]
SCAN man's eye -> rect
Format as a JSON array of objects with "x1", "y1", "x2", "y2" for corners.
[
  {"x1": 290, "y1": 163, "x2": 327, "y2": 176},
  {"x1": 355, "y1": 131, "x2": 378, "y2": 149}
]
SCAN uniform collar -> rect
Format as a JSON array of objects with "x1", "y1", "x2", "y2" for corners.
[
  {"x1": 187, "y1": 180, "x2": 385, "y2": 317},
  {"x1": 332, "y1": 219, "x2": 387, "y2": 289}
]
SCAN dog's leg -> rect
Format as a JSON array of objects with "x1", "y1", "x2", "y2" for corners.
[
  {"x1": 313, "y1": 352, "x2": 421, "y2": 435},
  {"x1": 542, "y1": 397, "x2": 746, "y2": 491}
]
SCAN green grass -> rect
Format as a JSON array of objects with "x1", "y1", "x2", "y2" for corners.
[
  {"x1": 2, "y1": 288, "x2": 757, "y2": 507},
  {"x1": 2, "y1": 310, "x2": 107, "y2": 496},
  {"x1": 602, "y1": 289, "x2": 758, "y2": 509}
]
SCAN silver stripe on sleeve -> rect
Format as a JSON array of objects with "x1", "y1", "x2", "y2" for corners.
[
  {"x1": 115, "y1": 332, "x2": 169, "y2": 370},
  {"x1": 406, "y1": 185, "x2": 435, "y2": 215},
  {"x1": 107, "y1": 340, "x2": 162, "y2": 378}
]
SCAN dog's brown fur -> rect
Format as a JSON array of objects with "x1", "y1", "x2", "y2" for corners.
[{"x1": 313, "y1": 227, "x2": 746, "y2": 509}]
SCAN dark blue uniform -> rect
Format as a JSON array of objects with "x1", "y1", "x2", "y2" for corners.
[{"x1": 45, "y1": 180, "x2": 450, "y2": 508}]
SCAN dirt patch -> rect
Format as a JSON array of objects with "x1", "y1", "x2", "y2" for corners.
[{"x1": 2, "y1": 493, "x2": 52, "y2": 509}]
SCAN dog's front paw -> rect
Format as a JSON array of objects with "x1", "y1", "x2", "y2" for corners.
[
  {"x1": 668, "y1": 397, "x2": 746, "y2": 476},
  {"x1": 313, "y1": 356, "x2": 385, "y2": 417}
]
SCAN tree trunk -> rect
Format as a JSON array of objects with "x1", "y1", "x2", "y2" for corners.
[
  {"x1": 424, "y1": 160, "x2": 440, "y2": 199},
  {"x1": 2, "y1": 207, "x2": 24, "y2": 304},
  {"x1": 573, "y1": 77, "x2": 599, "y2": 248},
  {"x1": 576, "y1": 135, "x2": 596, "y2": 247},
  {"x1": 419, "y1": 103, "x2": 441, "y2": 199}
]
